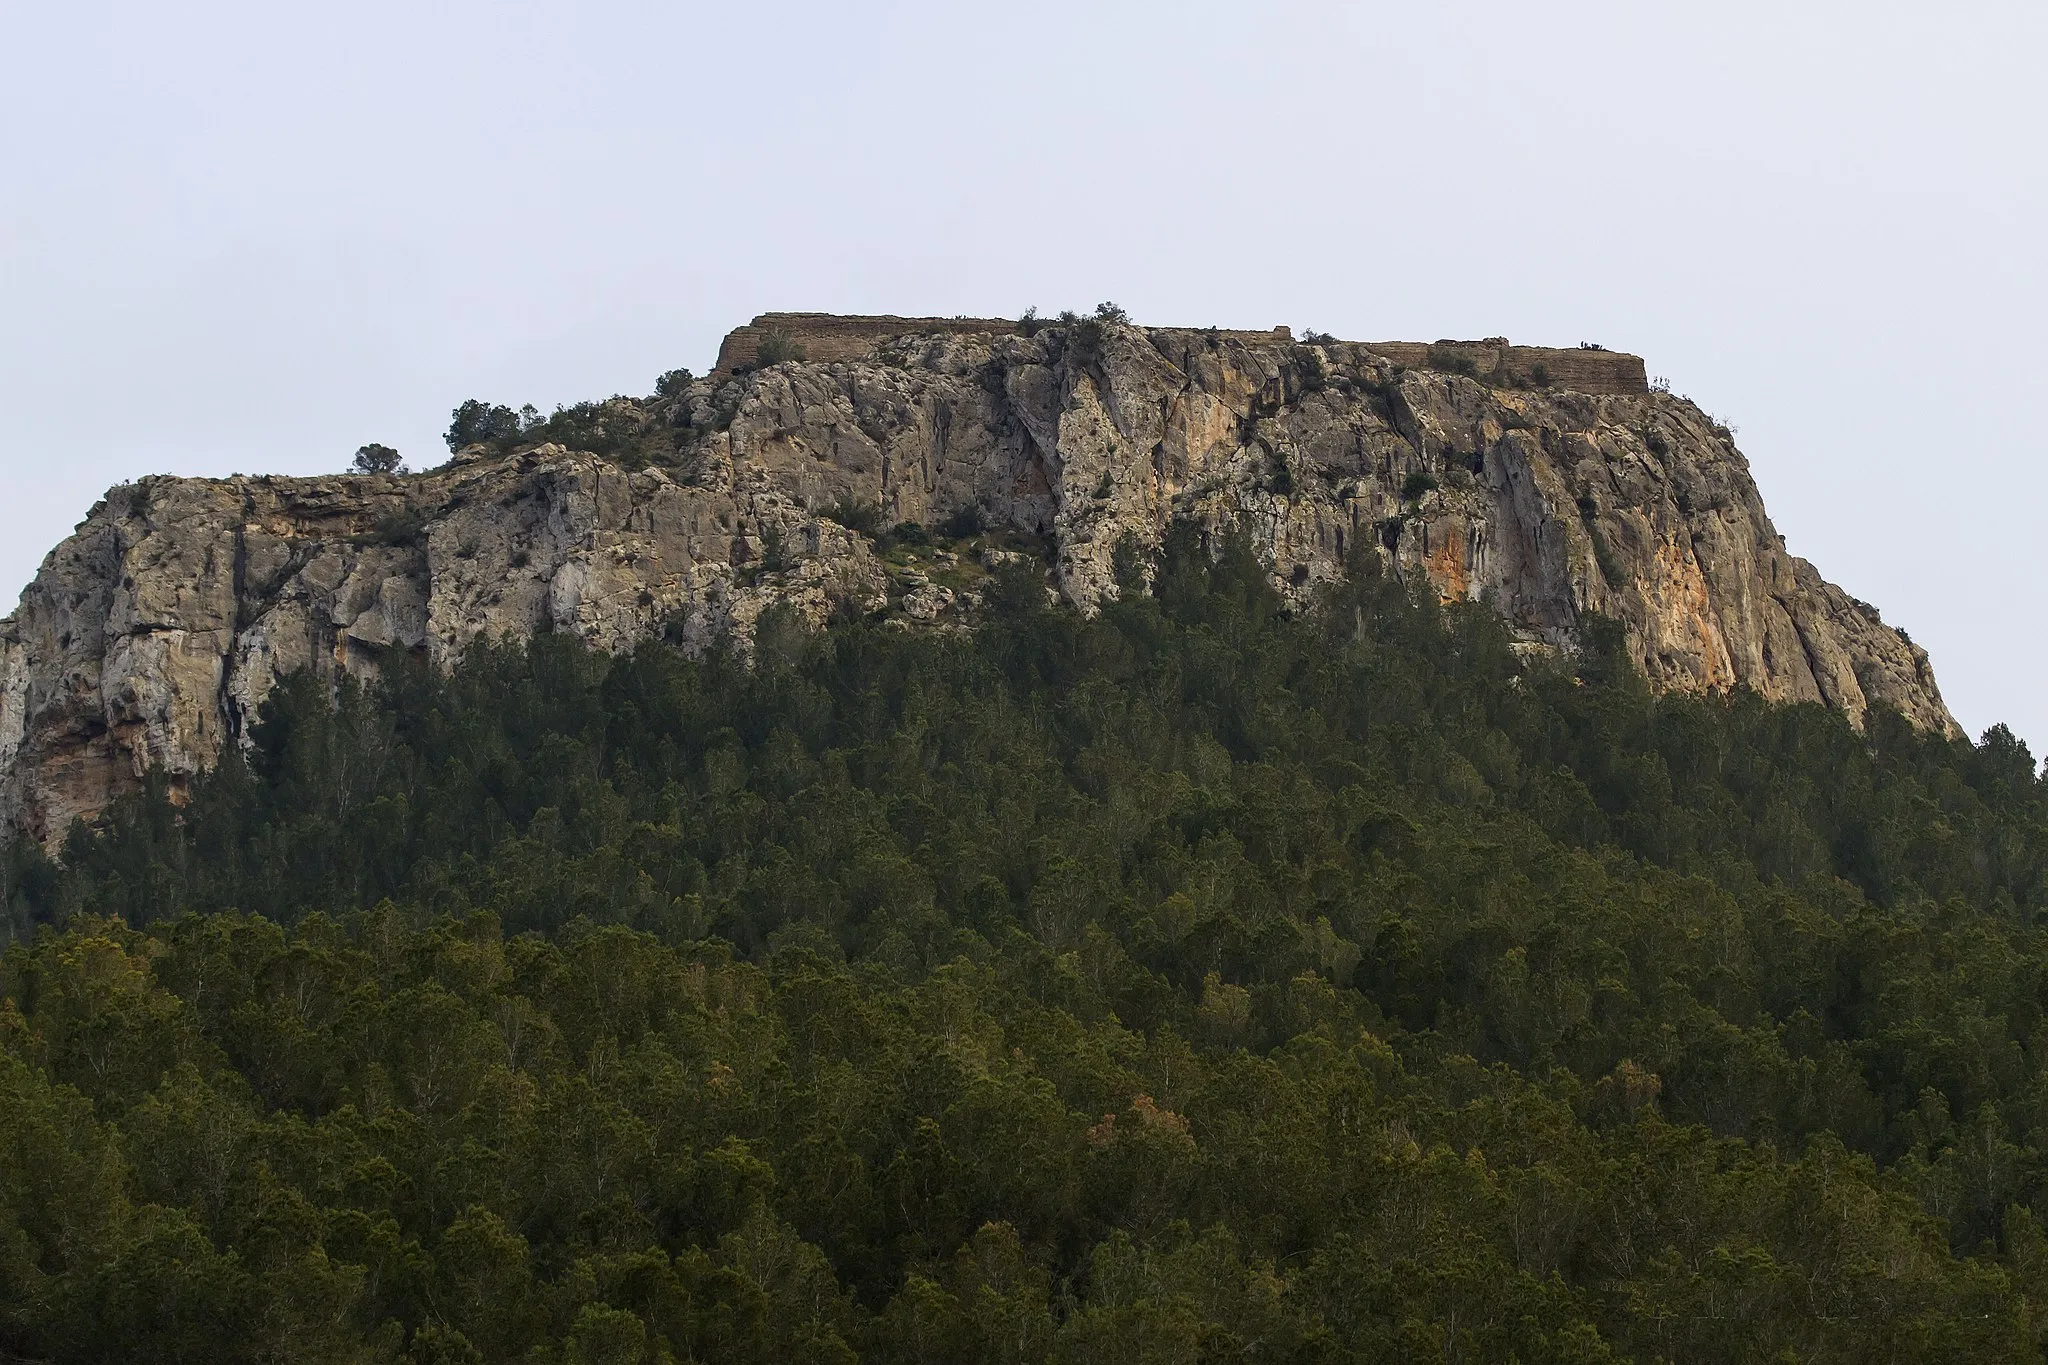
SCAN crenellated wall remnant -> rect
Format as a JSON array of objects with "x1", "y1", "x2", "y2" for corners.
[
  {"x1": 714, "y1": 313, "x2": 1646, "y2": 395},
  {"x1": 715, "y1": 314, "x2": 1016, "y2": 372},
  {"x1": 1360, "y1": 339, "x2": 1648, "y2": 395},
  {"x1": 715, "y1": 313, "x2": 1301, "y2": 373}
]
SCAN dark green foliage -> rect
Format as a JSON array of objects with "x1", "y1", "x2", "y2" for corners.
[
  {"x1": 826, "y1": 499, "x2": 884, "y2": 538},
  {"x1": 1054, "y1": 303, "x2": 1130, "y2": 371},
  {"x1": 653, "y1": 367, "x2": 695, "y2": 399},
  {"x1": 525, "y1": 398, "x2": 673, "y2": 469},
  {"x1": 1425, "y1": 343, "x2": 1480, "y2": 378},
  {"x1": 1058, "y1": 310, "x2": 1105, "y2": 367},
  {"x1": 353, "y1": 506, "x2": 427, "y2": 548},
  {"x1": 938, "y1": 505, "x2": 985, "y2": 540},
  {"x1": 754, "y1": 329, "x2": 805, "y2": 368},
  {"x1": 351, "y1": 442, "x2": 405, "y2": 475},
  {"x1": 1400, "y1": 470, "x2": 1438, "y2": 501},
  {"x1": 881, "y1": 521, "x2": 929, "y2": 551},
  {"x1": 1, "y1": 837, "x2": 56, "y2": 943},
  {"x1": 444, "y1": 399, "x2": 531, "y2": 452},
  {"x1": 1016, "y1": 306, "x2": 1044, "y2": 337},
  {"x1": 444, "y1": 394, "x2": 686, "y2": 471},
  {"x1": 7, "y1": 535, "x2": 2048, "y2": 1361},
  {"x1": 1068, "y1": 319, "x2": 1103, "y2": 364},
  {"x1": 755, "y1": 524, "x2": 788, "y2": 578}
]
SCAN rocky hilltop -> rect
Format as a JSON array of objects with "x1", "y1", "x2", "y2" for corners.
[{"x1": 1, "y1": 312, "x2": 1952, "y2": 843}]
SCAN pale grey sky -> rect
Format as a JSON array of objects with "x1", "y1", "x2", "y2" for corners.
[{"x1": 4, "y1": 1, "x2": 2042, "y2": 752}]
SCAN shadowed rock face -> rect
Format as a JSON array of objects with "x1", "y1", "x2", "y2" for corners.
[{"x1": 0, "y1": 318, "x2": 1953, "y2": 843}]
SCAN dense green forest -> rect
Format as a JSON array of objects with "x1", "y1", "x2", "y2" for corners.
[{"x1": 6, "y1": 531, "x2": 2048, "y2": 1363}]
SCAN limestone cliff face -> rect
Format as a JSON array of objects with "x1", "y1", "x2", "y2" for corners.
[
  {"x1": 0, "y1": 450, "x2": 887, "y2": 842},
  {"x1": 0, "y1": 317, "x2": 1953, "y2": 843}
]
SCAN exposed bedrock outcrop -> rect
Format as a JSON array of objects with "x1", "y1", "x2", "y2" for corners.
[{"x1": 0, "y1": 319, "x2": 1953, "y2": 843}]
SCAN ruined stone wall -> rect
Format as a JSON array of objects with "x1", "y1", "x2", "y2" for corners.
[
  {"x1": 1363, "y1": 340, "x2": 1648, "y2": 395},
  {"x1": 714, "y1": 314, "x2": 1015, "y2": 372},
  {"x1": 714, "y1": 313, "x2": 1299, "y2": 374},
  {"x1": 717, "y1": 313, "x2": 1645, "y2": 395}
]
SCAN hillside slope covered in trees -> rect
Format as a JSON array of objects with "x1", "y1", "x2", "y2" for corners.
[{"x1": 4, "y1": 535, "x2": 2047, "y2": 1363}]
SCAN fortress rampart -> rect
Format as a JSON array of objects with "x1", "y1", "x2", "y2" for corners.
[
  {"x1": 1360, "y1": 338, "x2": 1648, "y2": 395},
  {"x1": 712, "y1": 313, "x2": 1648, "y2": 396},
  {"x1": 714, "y1": 314, "x2": 1015, "y2": 372}
]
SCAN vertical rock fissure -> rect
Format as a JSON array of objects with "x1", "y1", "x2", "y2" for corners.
[{"x1": 219, "y1": 483, "x2": 254, "y2": 744}]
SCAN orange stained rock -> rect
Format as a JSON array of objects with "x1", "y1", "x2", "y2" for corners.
[
  {"x1": 1648, "y1": 533, "x2": 1736, "y2": 690},
  {"x1": 1423, "y1": 520, "x2": 1473, "y2": 603}
]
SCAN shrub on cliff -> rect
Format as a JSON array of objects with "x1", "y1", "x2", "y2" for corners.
[
  {"x1": 1051, "y1": 304, "x2": 1132, "y2": 369},
  {"x1": 438, "y1": 397, "x2": 681, "y2": 470},
  {"x1": 939, "y1": 504, "x2": 985, "y2": 539},
  {"x1": 350, "y1": 442, "x2": 405, "y2": 474},
  {"x1": 1424, "y1": 343, "x2": 1480, "y2": 378},
  {"x1": 349, "y1": 505, "x2": 426, "y2": 548},
  {"x1": 1061, "y1": 314, "x2": 1104, "y2": 365},
  {"x1": 825, "y1": 498, "x2": 882, "y2": 537},
  {"x1": 525, "y1": 398, "x2": 638, "y2": 462},
  {"x1": 753, "y1": 328, "x2": 805, "y2": 368},
  {"x1": 1401, "y1": 470, "x2": 1438, "y2": 501},
  {"x1": 445, "y1": 399, "x2": 533, "y2": 452}
]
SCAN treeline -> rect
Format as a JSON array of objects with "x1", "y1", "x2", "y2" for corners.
[{"x1": 5, "y1": 533, "x2": 2048, "y2": 1362}]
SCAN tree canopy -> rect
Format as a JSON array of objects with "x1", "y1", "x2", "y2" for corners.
[
  {"x1": 5, "y1": 532, "x2": 2048, "y2": 1362},
  {"x1": 351, "y1": 443, "x2": 406, "y2": 475}
]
